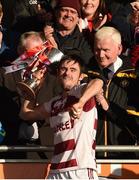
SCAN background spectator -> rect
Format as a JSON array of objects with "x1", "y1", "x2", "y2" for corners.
[
  {"x1": 43, "y1": 0, "x2": 94, "y2": 67},
  {"x1": 90, "y1": 26, "x2": 139, "y2": 159},
  {"x1": 78, "y1": 0, "x2": 111, "y2": 48},
  {"x1": 129, "y1": 9, "x2": 139, "y2": 67},
  {"x1": 109, "y1": 1, "x2": 139, "y2": 56}
]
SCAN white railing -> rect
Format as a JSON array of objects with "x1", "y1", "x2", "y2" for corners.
[
  {"x1": 0, "y1": 145, "x2": 139, "y2": 152},
  {"x1": 0, "y1": 145, "x2": 139, "y2": 163}
]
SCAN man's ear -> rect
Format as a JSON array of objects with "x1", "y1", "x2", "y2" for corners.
[
  {"x1": 118, "y1": 44, "x2": 123, "y2": 55},
  {"x1": 79, "y1": 73, "x2": 88, "y2": 81}
]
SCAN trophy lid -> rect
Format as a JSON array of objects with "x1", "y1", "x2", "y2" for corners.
[{"x1": 45, "y1": 48, "x2": 64, "y2": 64}]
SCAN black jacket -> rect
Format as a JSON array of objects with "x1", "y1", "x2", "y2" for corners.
[
  {"x1": 88, "y1": 56, "x2": 139, "y2": 158},
  {"x1": 53, "y1": 25, "x2": 94, "y2": 66}
]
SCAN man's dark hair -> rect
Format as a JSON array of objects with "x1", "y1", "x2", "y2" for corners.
[{"x1": 58, "y1": 54, "x2": 85, "y2": 74}]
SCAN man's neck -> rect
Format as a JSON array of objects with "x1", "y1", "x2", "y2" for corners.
[
  {"x1": 62, "y1": 90, "x2": 70, "y2": 98},
  {"x1": 86, "y1": 15, "x2": 94, "y2": 20},
  {"x1": 58, "y1": 29, "x2": 73, "y2": 37},
  {"x1": 101, "y1": 57, "x2": 123, "y2": 73},
  {"x1": 57, "y1": 25, "x2": 76, "y2": 37}
]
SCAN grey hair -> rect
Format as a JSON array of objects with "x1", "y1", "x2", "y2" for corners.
[
  {"x1": 95, "y1": 26, "x2": 122, "y2": 45},
  {"x1": 17, "y1": 31, "x2": 45, "y2": 54}
]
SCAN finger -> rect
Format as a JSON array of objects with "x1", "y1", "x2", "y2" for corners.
[{"x1": 69, "y1": 109, "x2": 81, "y2": 119}]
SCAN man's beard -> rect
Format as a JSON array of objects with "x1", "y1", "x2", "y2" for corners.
[
  {"x1": 64, "y1": 86, "x2": 71, "y2": 92},
  {"x1": 62, "y1": 84, "x2": 72, "y2": 92}
]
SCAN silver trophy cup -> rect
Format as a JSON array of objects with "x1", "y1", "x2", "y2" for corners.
[{"x1": 17, "y1": 48, "x2": 64, "y2": 101}]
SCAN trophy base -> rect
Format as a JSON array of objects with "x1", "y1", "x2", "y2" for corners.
[{"x1": 17, "y1": 81, "x2": 36, "y2": 101}]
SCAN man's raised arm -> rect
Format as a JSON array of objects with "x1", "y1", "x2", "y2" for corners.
[{"x1": 20, "y1": 99, "x2": 49, "y2": 121}]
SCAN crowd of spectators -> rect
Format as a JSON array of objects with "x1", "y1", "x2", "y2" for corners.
[{"x1": 0, "y1": 0, "x2": 139, "y2": 173}]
